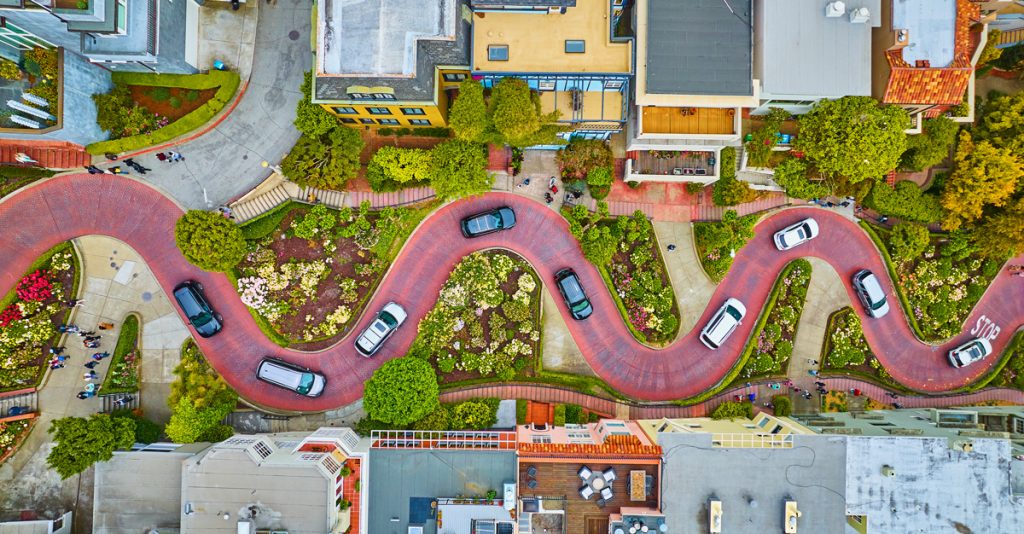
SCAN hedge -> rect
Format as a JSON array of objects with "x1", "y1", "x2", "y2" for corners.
[
  {"x1": 515, "y1": 399, "x2": 527, "y2": 424},
  {"x1": 101, "y1": 314, "x2": 140, "y2": 394},
  {"x1": 772, "y1": 395, "x2": 792, "y2": 416},
  {"x1": 857, "y1": 221, "x2": 927, "y2": 341},
  {"x1": 553, "y1": 404, "x2": 566, "y2": 426},
  {"x1": 86, "y1": 70, "x2": 241, "y2": 155}
]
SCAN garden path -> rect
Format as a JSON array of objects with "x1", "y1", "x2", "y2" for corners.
[
  {"x1": 652, "y1": 221, "x2": 717, "y2": 335},
  {"x1": 1, "y1": 174, "x2": 1023, "y2": 412}
]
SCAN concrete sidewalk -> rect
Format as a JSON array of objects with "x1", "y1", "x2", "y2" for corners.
[
  {"x1": 653, "y1": 221, "x2": 717, "y2": 335},
  {"x1": 0, "y1": 236, "x2": 188, "y2": 524}
]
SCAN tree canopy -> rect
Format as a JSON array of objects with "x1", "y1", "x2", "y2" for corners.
[
  {"x1": 281, "y1": 126, "x2": 364, "y2": 191},
  {"x1": 165, "y1": 340, "x2": 237, "y2": 443},
  {"x1": 773, "y1": 158, "x2": 829, "y2": 200},
  {"x1": 975, "y1": 91, "x2": 1024, "y2": 160},
  {"x1": 795, "y1": 96, "x2": 910, "y2": 183},
  {"x1": 900, "y1": 116, "x2": 958, "y2": 172},
  {"x1": 174, "y1": 210, "x2": 247, "y2": 272},
  {"x1": 294, "y1": 71, "x2": 340, "y2": 137},
  {"x1": 941, "y1": 131, "x2": 1023, "y2": 230},
  {"x1": 366, "y1": 146, "x2": 433, "y2": 191},
  {"x1": 364, "y1": 357, "x2": 440, "y2": 425},
  {"x1": 428, "y1": 139, "x2": 493, "y2": 200},
  {"x1": 973, "y1": 196, "x2": 1024, "y2": 259},
  {"x1": 47, "y1": 414, "x2": 135, "y2": 479},
  {"x1": 865, "y1": 181, "x2": 943, "y2": 224},
  {"x1": 449, "y1": 79, "x2": 490, "y2": 143},
  {"x1": 488, "y1": 78, "x2": 562, "y2": 147}
]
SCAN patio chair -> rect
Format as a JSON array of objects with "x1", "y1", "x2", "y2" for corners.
[
  {"x1": 580, "y1": 485, "x2": 595, "y2": 500},
  {"x1": 603, "y1": 468, "x2": 617, "y2": 483},
  {"x1": 601, "y1": 487, "x2": 613, "y2": 501},
  {"x1": 578, "y1": 466, "x2": 593, "y2": 480},
  {"x1": 683, "y1": 168, "x2": 695, "y2": 175},
  {"x1": 526, "y1": 465, "x2": 537, "y2": 477},
  {"x1": 695, "y1": 169, "x2": 708, "y2": 176},
  {"x1": 527, "y1": 478, "x2": 538, "y2": 489},
  {"x1": 596, "y1": 498, "x2": 607, "y2": 508}
]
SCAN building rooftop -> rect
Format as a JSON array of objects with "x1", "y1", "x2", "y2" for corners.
[
  {"x1": 93, "y1": 450, "x2": 190, "y2": 534},
  {"x1": 756, "y1": 0, "x2": 879, "y2": 100},
  {"x1": 882, "y1": 0, "x2": 979, "y2": 105},
  {"x1": 659, "y1": 433, "x2": 847, "y2": 533},
  {"x1": 471, "y1": 1, "x2": 631, "y2": 74},
  {"x1": 367, "y1": 448, "x2": 517, "y2": 534},
  {"x1": 471, "y1": 0, "x2": 576, "y2": 6},
  {"x1": 645, "y1": 0, "x2": 753, "y2": 96},
  {"x1": 314, "y1": 0, "x2": 471, "y2": 102},
  {"x1": 845, "y1": 436, "x2": 1024, "y2": 533},
  {"x1": 81, "y1": 0, "x2": 153, "y2": 57}
]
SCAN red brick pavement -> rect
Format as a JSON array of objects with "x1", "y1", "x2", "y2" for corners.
[{"x1": 1, "y1": 175, "x2": 1022, "y2": 412}]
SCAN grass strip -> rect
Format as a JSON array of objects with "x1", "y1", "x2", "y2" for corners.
[{"x1": 101, "y1": 313, "x2": 140, "y2": 394}]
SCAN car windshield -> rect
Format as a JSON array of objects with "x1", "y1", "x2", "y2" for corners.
[
  {"x1": 571, "y1": 299, "x2": 591, "y2": 313},
  {"x1": 725, "y1": 306, "x2": 743, "y2": 321},
  {"x1": 174, "y1": 288, "x2": 203, "y2": 317},
  {"x1": 296, "y1": 372, "x2": 314, "y2": 395},
  {"x1": 795, "y1": 227, "x2": 807, "y2": 239},
  {"x1": 191, "y1": 311, "x2": 213, "y2": 327},
  {"x1": 379, "y1": 311, "x2": 398, "y2": 328},
  {"x1": 560, "y1": 276, "x2": 585, "y2": 303},
  {"x1": 467, "y1": 213, "x2": 501, "y2": 234}
]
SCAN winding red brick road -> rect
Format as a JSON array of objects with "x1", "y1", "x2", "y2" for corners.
[{"x1": 2, "y1": 174, "x2": 1022, "y2": 411}]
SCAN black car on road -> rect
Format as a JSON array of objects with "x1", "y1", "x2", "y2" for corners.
[
  {"x1": 460, "y1": 206, "x2": 516, "y2": 238},
  {"x1": 554, "y1": 268, "x2": 593, "y2": 320},
  {"x1": 173, "y1": 280, "x2": 222, "y2": 338}
]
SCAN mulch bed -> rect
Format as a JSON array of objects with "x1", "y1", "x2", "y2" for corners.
[{"x1": 128, "y1": 85, "x2": 217, "y2": 121}]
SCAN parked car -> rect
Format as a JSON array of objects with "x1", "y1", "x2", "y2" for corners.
[
  {"x1": 852, "y1": 269, "x2": 890, "y2": 318},
  {"x1": 948, "y1": 338, "x2": 993, "y2": 368},
  {"x1": 355, "y1": 302, "x2": 408, "y2": 357},
  {"x1": 256, "y1": 357, "x2": 326, "y2": 397},
  {"x1": 460, "y1": 206, "x2": 516, "y2": 238},
  {"x1": 773, "y1": 218, "x2": 820, "y2": 251},
  {"x1": 172, "y1": 281, "x2": 222, "y2": 338},
  {"x1": 700, "y1": 298, "x2": 747, "y2": 349},
  {"x1": 6, "y1": 406, "x2": 30, "y2": 417},
  {"x1": 554, "y1": 268, "x2": 593, "y2": 320}
]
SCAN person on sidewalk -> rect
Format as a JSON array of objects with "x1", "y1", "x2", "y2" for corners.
[
  {"x1": 84, "y1": 370, "x2": 98, "y2": 380},
  {"x1": 65, "y1": 299, "x2": 83, "y2": 308},
  {"x1": 84, "y1": 340, "x2": 100, "y2": 349},
  {"x1": 97, "y1": 322, "x2": 115, "y2": 330},
  {"x1": 84, "y1": 361, "x2": 100, "y2": 369}
]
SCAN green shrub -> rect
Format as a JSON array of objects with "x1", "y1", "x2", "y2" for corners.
[
  {"x1": 888, "y1": 222, "x2": 930, "y2": 260},
  {"x1": 515, "y1": 399, "x2": 527, "y2": 424},
  {"x1": 772, "y1": 395, "x2": 792, "y2": 416},
  {"x1": 773, "y1": 158, "x2": 829, "y2": 199},
  {"x1": 557, "y1": 139, "x2": 613, "y2": 181},
  {"x1": 185, "y1": 89, "x2": 200, "y2": 102},
  {"x1": 364, "y1": 357, "x2": 439, "y2": 425},
  {"x1": 149, "y1": 86, "x2": 171, "y2": 102},
  {"x1": 413, "y1": 405, "x2": 451, "y2": 430},
  {"x1": 0, "y1": 58, "x2": 20, "y2": 80},
  {"x1": 685, "y1": 182, "x2": 704, "y2": 194},
  {"x1": 450, "y1": 400, "x2": 497, "y2": 430},
  {"x1": 174, "y1": 210, "x2": 246, "y2": 272},
  {"x1": 693, "y1": 210, "x2": 757, "y2": 282},
  {"x1": 712, "y1": 147, "x2": 758, "y2": 206},
  {"x1": 413, "y1": 127, "x2": 452, "y2": 137},
  {"x1": 864, "y1": 181, "x2": 943, "y2": 223},
  {"x1": 710, "y1": 401, "x2": 753, "y2": 420},
  {"x1": 168, "y1": 96, "x2": 182, "y2": 109},
  {"x1": 553, "y1": 404, "x2": 566, "y2": 426},
  {"x1": 564, "y1": 404, "x2": 583, "y2": 424}
]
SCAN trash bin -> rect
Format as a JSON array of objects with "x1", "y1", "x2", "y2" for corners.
[{"x1": 213, "y1": 60, "x2": 227, "y2": 71}]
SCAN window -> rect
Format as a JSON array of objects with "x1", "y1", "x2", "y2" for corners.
[
  {"x1": 488, "y1": 45, "x2": 509, "y2": 61},
  {"x1": 360, "y1": 118, "x2": 375, "y2": 124},
  {"x1": 604, "y1": 80, "x2": 624, "y2": 90},
  {"x1": 340, "y1": 117, "x2": 357, "y2": 124},
  {"x1": 368, "y1": 107, "x2": 392, "y2": 115},
  {"x1": 531, "y1": 435, "x2": 551, "y2": 444},
  {"x1": 538, "y1": 80, "x2": 556, "y2": 91},
  {"x1": 373, "y1": 93, "x2": 396, "y2": 100},
  {"x1": 401, "y1": 107, "x2": 426, "y2": 116},
  {"x1": 409, "y1": 119, "x2": 431, "y2": 125},
  {"x1": 378, "y1": 118, "x2": 400, "y2": 125},
  {"x1": 348, "y1": 93, "x2": 369, "y2": 99},
  {"x1": 443, "y1": 73, "x2": 467, "y2": 82},
  {"x1": 252, "y1": 441, "x2": 274, "y2": 459},
  {"x1": 332, "y1": 106, "x2": 357, "y2": 114},
  {"x1": 565, "y1": 40, "x2": 585, "y2": 53},
  {"x1": 116, "y1": 0, "x2": 127, "y2": 34}
]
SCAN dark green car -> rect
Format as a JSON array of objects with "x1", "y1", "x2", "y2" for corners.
[
  {"x1": 460, "y1": 206, "x2": 516, "y2": 238},
  {"x1": 555, "y1": 268, "x2": 593, "y2": 320}
]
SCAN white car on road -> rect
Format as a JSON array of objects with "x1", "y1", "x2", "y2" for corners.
[
  {"x1": 355, "y1": 302, "x2": 408, "y2": 357},
  {"x1": 948, "y1": 337, "x2": 992, "y2": 368},
  {"x1": 773, "y1": 218, "x2": 820, "y2": 251}
]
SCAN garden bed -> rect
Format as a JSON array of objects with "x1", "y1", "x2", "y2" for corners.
[
  {"x1": 234, "y1": 200, "x2": 438, "y2": 349},
  {"x1": 411, "y1": 250, "x2": 541, "y2": 383},
  {"x1": 127, "y1": 85, "x2": 217, "y2": 121},
  {"x1": 101, "y1": 313, "x2": 140, "y2": 394},
  {"x1": 820, "y1": 307, "x2": 912, "y2": 392},
  {"x1": 0, "y1": 166, "x2": 55, "y2": 198},
  {"x1": 0, "y1": 418, "x2": 34, "y2": 465},
  {"x1": 0, "y1": 243, "x2": 79, "y2": 391},
  {"x1": 693, "y1": 210, "x2": 757, "y2": 283},
  {"x1": 860, "y1": 221, "x2": 1000, "y2": 342}
]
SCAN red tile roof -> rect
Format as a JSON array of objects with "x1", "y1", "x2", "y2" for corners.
[
  {"x1": 518, "y1": 434, "x2": 663, "y2": 459},
  {"x1": 882, "y1": 0, "x2": 981, "y2": 105}
]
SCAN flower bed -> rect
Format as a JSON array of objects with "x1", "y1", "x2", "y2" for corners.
[
  {"x1": 102, "y1": 314, "x2": 140, "y2": 394},
  {"x1": 693, "y1": 210, "x2": 757, "y2": 283},
  {"x1": 127, "y1": 85, "x2": 217, "y2": 122},
  {"x1": 0, "y1": 165, "x2": 56, "y2": 199},
  {"x1": 861, "y1": 222, "x2": 1000, "y2": 342},
  {"x1": 0, "y1": 244, "x2": 78, "y2": 391},
  {"x1": 412, "y1": 251, "x2": 541, "y2": 383},
  {"x1": 735, "y1": 259, "x2": 811, "y2": 380},
  {"x1": 0, "y1": 419, "x2": 32, "y2": 465},
  {"x1": 821, "y1": 307, "x2": 908, "y2": 391},
  {"x1": 235, "y1": 200, "x2": 437, "y2": 349}
]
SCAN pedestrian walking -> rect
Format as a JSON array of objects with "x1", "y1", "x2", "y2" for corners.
[
  {"x1": 169, "y1": 151, "x2": 184, "y2": 162},
  {"x1": 852, "y1": 388, "x2": 862, "y2": 397},
  {"x1": 84, "y1": 370, "x2": 98, "y2": 380},
  {"x1": 667, "y1": 244, "x2": 677, "y2": 251},
  {"x1": 50, "y1": 362, "x2": 64, "y2": 370},
  {"x1": 58, "y1": 324, "x2": 80, "y2": 333},
  {"x1": 84, "y1": 361, "x2": 100, "y2": 369},
  {"x1": 97, "y1": 322, "x2": 115, "y2": 330},
  {"x1": 808, "y1": 369, "x2": 819, "y2": 376},
  {"x1": 66, "y1": 298, "x2": 83, "y2": 308},
  {"x1": 814, "y1": 381, "x2": 826, "y2": 387},
  {"x1": 886, "y1": 392, "x2": 899, "y2": 399},
  {"x1": 84, "y1": 336, "x2": 101, "y2": 343},
  {"x1": 49, "y1": 346, "x2": 65, "y2": 355},
  {"x1": 84, "y1": 340, "x2": 100, "y2": 349},
  {"x1": 893, "y1": 403, "x2": 904, "y2": 409},
  {"x1": 76, "y1": 391, "x2": 91, "y2": 399},
  {"x1": 91, "y1": 351, "x2": 110, "y2": 361}
]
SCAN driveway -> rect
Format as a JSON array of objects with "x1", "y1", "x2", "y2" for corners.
[
  {"x1": 1, "y1": 174, "x2": 1023, "y2": 411},
  {"x1": 123, "y1": 0, "x2": 311, "y2": 208}
]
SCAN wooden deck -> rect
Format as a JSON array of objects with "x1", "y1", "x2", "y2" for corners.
[
  {"x1": 641, "y1": 106, "x2": 736, "y2": 135},
  {"x1": 519, "y1": 462, "x2": 659, "y2": 534}
]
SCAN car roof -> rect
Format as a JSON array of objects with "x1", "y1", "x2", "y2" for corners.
[
  {"x1": 558, "y1": 273, "x2": 586, "y2": 303},
  {"x1": 173, "y1": 286, "x2": 204, "y2": 317},
  {"x1": 859, "y1": 272, "x2": 886, "y2": 302},
  {"x1": 705, "y1": 301, "x2": 742, "y2": 342}
]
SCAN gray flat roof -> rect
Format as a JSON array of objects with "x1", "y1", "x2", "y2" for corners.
[
  {"x1": 892, "y1": 0, "x2": 956, "y2": 67},
  {"x1": 93, "y1": 451, "x2": 189, "y2": 534},
  {"x1": 81, "y1": 0, "x2": 153, "y2": 57},
  {"x1": 845, "y1": 436, "x2": 1024, "y2": 533},
  {"x1": 367, "y1": 449, "x2": 517, "y2": 534},
  {"x1": 756, "y1": 0, "x2": 879, "y2": 100},
  {"x1": 315, "y1": 0, "x2": 471, "y2": 102},
  {"x1": 660, "y1": 433, "x2": 847, "y2": 533},
  {"x1": 471, "y1": 0, "x2": 575, "y2": 6},
  {"x1": 645, "y1": 0, "x2": 753, "y2": 96}
]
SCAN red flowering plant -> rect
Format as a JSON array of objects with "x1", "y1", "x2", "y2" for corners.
[
  {"x1": 15, "y1": 270, "x2": 53, "y2": 302},
  {"x1": 0, "y1": 304, "x2": 22, "y2": 327}
]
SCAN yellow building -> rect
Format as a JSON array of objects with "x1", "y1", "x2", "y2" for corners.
[
  {"x1": 638, "y1": 414, "x2": 814, "y2": 449},
  {"x1": 470, "y1": 0, "x2": 634, "y2": 142},
  {"x1": 312, "y1": 0, "x2": 471, "y2": 128}
]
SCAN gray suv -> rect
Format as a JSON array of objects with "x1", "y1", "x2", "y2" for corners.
[{"x1": 852, "y1": 270, "x2": 889, "y2": 318}]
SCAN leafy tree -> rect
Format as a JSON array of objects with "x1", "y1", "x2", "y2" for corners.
[
  {"x1": 364, "y1": 357, "x2": 439, "y2": 425},
  {"x1": 975, "y1": 91, "x2": 1024, "y2": 159},
  {"x1": 941, "y1": 131, "x2": 1023, "y2": 230},
  {"x1": 900, "y1": 116, "x2": 958, "y2": 171},
  {"x1": 166, "y1": 340, "x2": 238, "y2": 443},
  {"x1": 111, "y1": 410, "x2": 164, "y2": 444},
  {"x1": 710, "y1": 401, "x2": 753, "y2": 420},
  {"x1": 367, "y1": 146, "x2": 433, "y2": 191},
  {"x1": 773, "y1": 158, "x2": 829, "y2": 199},
  {"x1": 795, "y1": 96, "x2": 910, "y2": 183},
  {"x1": 556, "y1": 139, "x2": 613, "y2": 180},
  {"x1": 712, "y1": 174, "x2": 758, "y2": 206},
  {"x1": 746, "y1": 107, "x2": 790, "y2": 167},
  {"x1": 412, "y1": 405, "x2": 451, "y2": 430},
  {"x1": 864, "y1": 181, "x2": 943, "y2": 224},
  {"x1": 449, "y1": 79, "x2": 490, "y2": 143},
  {"x1": 586, "y1": 166, "x2": 613, "y2": 200},
  {"x1": 295, "y1": 71, "x2": 340, "y2": 137},
  {"x1": 450, "y1": 401, "x2": 497, "y2": 430},
  {"x1": 46, "y1": 414, "x2": 135, "y2": 479},
  {"x1": 488, "y1": 78, "x2": 562, "y2": 147},
  {"x1": 973, "y1": 197, "x2": 1024, "y2": 259},
  {"x1": 174, "y1": 210, "x2": 247, "y2": 272},
  {"x1": 165, "y1": 397, "x2": 234, "y2": 444},
  {"x1": 978, "y1": 29, "x2": 1004, "y2": 67},
  {"x1": 281, "y1": 126, "x2": 364, "y2": 191},
  {"x1": 428, "y1": 140, "x2": 493, "y2": 200},
  {"x1": 889, "y1": 222, "x2": 930, "y2": 260},
  {"x1": 771, "y1": 395, "x2": 792, "y2": 417}
]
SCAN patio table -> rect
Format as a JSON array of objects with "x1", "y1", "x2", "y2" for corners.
[{"x1": 629, "y1": 470, "x2": 646, "y2": 501}]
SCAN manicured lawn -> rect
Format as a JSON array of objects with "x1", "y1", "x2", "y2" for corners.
[{"x1": 101, "y1": 313, "x2": 140, "y2": 394}]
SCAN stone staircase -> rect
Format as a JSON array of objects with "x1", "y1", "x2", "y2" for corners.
[
  {"x1": 230, "y1": 180, "x2": 435, "y2": 223},
  {"x1": 101, "y1": 392, "x2": 139, "y2": 413},
  {"x1": 0, "y1": 389, "x2": 37, "y2": 419}
]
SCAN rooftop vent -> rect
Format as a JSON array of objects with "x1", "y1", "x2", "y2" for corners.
[
  {"x1": 850, "y1": 7, "x2": 870, "y2": 24},
  {"x1": 825, "y1": 1, "x2": 845, "y2": 17}
]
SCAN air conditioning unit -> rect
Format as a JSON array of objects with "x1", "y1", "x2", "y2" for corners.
[
  {"x1": 850, "y1": 7, "x2": 870, "y2": 24},
  {"x1": 825, "y1": 1, "x2": 845, "y2": 17}
]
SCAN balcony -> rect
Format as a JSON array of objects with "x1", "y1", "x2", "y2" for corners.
[
  {"x1": 539, "y1": 89, "x2": 624, "y2": 124},
  {"x1": 626, "y1": 149, "x2": 718, "y2": 184},
  {"x1": 639, "y1": 107, "x2": 737, "y2": 136}
]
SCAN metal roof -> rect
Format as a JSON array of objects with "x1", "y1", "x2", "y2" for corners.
[{"x1": 645, "y1": 0, "x2": 753, "y2": 96}]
